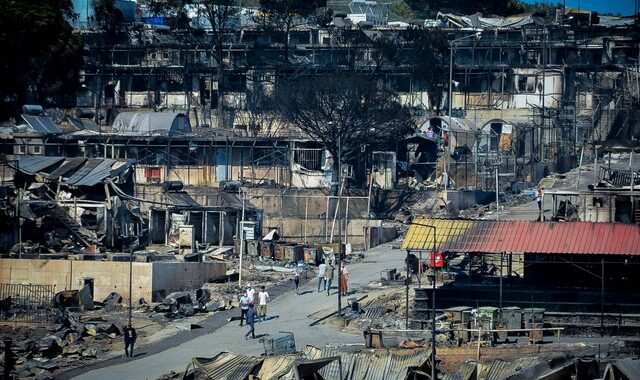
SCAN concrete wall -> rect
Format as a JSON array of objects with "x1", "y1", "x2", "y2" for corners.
[
  {"x1": 151, "y1": 262, "x2": 226, "y2": 301},
  {"x1": 0, "y1": 259, "x2": 153, "y2": 303},
  {"x1": 0, "y1": 259, "x2": 226, "y2": 303},
  {"x1": 367, "y1": 226, "x2": 397, "y2": 249}
]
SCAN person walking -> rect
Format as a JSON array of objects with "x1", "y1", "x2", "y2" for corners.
[
  {"x1": 245, "y1": 304, "x2": 256, "y2": 340},
  {"x1": 294, "y1": 271, "x2": 301, "y2": 294},
  {"x1": 340, "y1": 262, "x2": 349, "y2": 296},
  {"x1": 257, "y1": 286, "x2": 270, "y2": 319},
  {"x1": 325, "y1": 260, "x2": 335, "y2": 296},
  {"x1": 536, "y1": 186, "x2": 544, "y2": 212},
  {"x1": 317, "y1": 261, "x2": 327, "y2": 292},
  {"x1": 246, "y1": 284, "x2": 256, "y2": 305},
  {"x1": 239, "y1": 292, "x2": 251, "y2": 326},
  {"x1": 123, "y1": 324, "x2": 137, "y2": 357}
]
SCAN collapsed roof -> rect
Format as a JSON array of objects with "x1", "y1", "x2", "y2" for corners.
[{"x1": 14, "y1": 156, "x2": 134, "y2": 187}]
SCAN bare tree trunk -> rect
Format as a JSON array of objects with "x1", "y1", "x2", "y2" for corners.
[{"x1": 331, "y1": 161, "x2": 340, "y2": 196}]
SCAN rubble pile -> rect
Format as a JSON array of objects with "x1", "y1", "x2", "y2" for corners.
[
  {"x1": 349, "y1": 291, "x2": 408, "y2": 330},
  {"x1": 458, "y1": 191, "x2": 535, "y2": 219},
  {"x1": 0, "y1": 311, "x2": 122, "y2": 378}
]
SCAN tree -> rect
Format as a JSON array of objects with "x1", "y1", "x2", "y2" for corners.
[
  {"x1": 0, "y1": 0, "x2": 83, "y2": 120},
  {"x1": 145, "y1": 0, "x2": 237, "y2": 128},
  {"x1": 274, "y1": 73, "x2": 413, "y2": 194},
  {"x1": 236, "y1": 77, "x2": 283, "y2": 137},
  {"x1": 389, "y1": 1, "x2": 415, "y2": 20},
  {"x1": 256, "y1": 0, "x2": 327, "y2": 62},
  {"x1": 146, "y1": 0, "x2": 192, "y2": 30},
  {"x1": 198, "y1": 1, "x2": 237, "y2": 128},
  {"x1": 373, "y1": 28, "x2": 448, "y2": 113},
  {"x1": 400, "y1": 29, "x2": 448, "y2": 113}
]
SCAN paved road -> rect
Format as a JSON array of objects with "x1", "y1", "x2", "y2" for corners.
[{"x1": 73, "y1": 242, "x2": 407, "y2": 380}]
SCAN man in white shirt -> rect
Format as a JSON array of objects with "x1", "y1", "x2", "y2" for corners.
[
  {"x1": 317, "y1": 261, "x2": 327, "y2": 292},
  {"x1": 257, "y1": 286, "x2": 270, "y2": 319},
  {"x1": 246, "y1": 284, "x2": 256, "y2": 304}
]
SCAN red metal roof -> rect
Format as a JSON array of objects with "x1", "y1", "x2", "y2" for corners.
[{"x1": 402, "y1": 218, "x2": 640, "y2": 255}]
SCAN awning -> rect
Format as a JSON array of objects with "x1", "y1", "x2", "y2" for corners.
[{"x1": 402, "y1": 217, "x2": 640, "y2": 255}]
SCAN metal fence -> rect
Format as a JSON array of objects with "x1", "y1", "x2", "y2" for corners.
[{"x1": 0, "y1": 284, "x2": 56, "y2": 323}]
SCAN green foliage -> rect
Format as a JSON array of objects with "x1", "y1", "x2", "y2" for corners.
[
  {"x1": 0, "y1": 0, "x2": 83, "y2": 119},
  {"x1": 389, "y1": 1, "x2": 415, "y2": 21},
  {"x1": 257, "y1": 0, "x2": 327, "y2": 32},
  {"x1": 146, "y1": 0, "x2": 192, "y2": 29}
]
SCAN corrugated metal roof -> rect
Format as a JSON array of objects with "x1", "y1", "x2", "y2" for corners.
[
  {"x1": 481, "y1": 356, "x2": 545, "y2": 380},
  {"x1": 612, "y1": 358, "x2": 640, "y2": 380},
  {"x1": 402, "y1": 217, "x2": 640, "y2": 256},
  {"x1": 186, "y1": 352, "x2": 262, "y2": 380},
  {"x1": 16, "y1": 156, "x2": 65, "y2": 174},
  {"x1": 165, "y1": 191, "x2": 200, "y2": 207},
  {"x1": 21, "y1": 114, "x2": 62, "y2": 134},
  {"x1": 256, "y1": 356, "x2": 298, "y2": 380},
  {"x1": 304, "y1": 346, "x2": 430, "y2": 380},
  {"x1": 296, "y1": 357, "x2": 342, "y2": 378},
  {"x1": 16, "y1": 156, "x2": 133, "y2": 187},
  {"x1": 65, "y1": 159, "x2": 107, "y2": 185},
  {"x1": 72, "y1": 159, "x2": 117, "y2": 186},
  {"x1": 457, "y1": 361, "x2": 477, "y2": 380},
  {"x1": 45, "y1": 157, "x2": 87, "y2": 180}
]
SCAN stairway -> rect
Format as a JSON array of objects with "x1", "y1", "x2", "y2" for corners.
[
  {"x1": 634, "y1": 207, "x2": 640, "y2": 226},
  {"x1": 50, "y1": 204, "x2": 97, "y2": 247}
]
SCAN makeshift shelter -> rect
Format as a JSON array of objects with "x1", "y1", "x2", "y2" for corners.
[{"x1": 112, "y1": 112, "x2": 191, "y2": 135}]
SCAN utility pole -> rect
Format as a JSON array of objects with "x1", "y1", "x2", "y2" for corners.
[
  {"x1": 447, "y1": 40, "x2": 453, "y2": 190},
  {"x1": 16, "y1": 160, "x2": 21, "y2": 259},
  {"x1": 238, "y1": 189, "x2": 246, "y2": 287},
  {"x1": 128, "y1": 223, "x2": 134, "y2": 326},
  {"x1": 338, "y1": 219, "x2": 343, "y2": 318},
  {"x1": 495, "y1": 166, "x2": 499, "y2": 220}
]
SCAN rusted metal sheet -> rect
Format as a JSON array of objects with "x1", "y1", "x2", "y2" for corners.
[
  {"x1": 256, "y1": 355, "x2": 298, "y2": 380},
  {"x1": 304, "y1": 345, "x2": 430, "y2": 380},
  {"x1": 402, "y1": 217, "x2": 640, "y2": 255},
  {"x1": 184, "y1": 352, "x2": 263, "y2": 380},
  {"x1": 604, "y1": 358, "x2": 640, "y2": 380}
]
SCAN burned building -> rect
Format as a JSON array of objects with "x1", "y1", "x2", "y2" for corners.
[{"x1": 3, "y1": 155, "x2": 140, "y2": 254}]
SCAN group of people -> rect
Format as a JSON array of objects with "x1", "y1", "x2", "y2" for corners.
[
  {"x1": 239, "y1": 284, "x2": 270, "y2": 340},
  {"x1": 314, "y1": 260, "x2": 349, "y2": 296},
  {"x1": 238, "y1": 258, "x2": 349, "y2": 343},
  {"x1": 121, "y1": 259, "x2": 351, "y2": 354}
]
